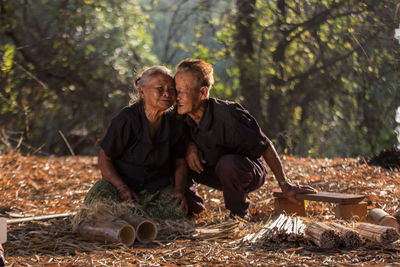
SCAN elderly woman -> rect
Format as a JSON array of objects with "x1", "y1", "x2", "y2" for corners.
[{"x1": 84, "y1": 66, "x2": 204, "y2": 219}]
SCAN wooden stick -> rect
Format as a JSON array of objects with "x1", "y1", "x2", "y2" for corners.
[
  {"x1": 305, "y1": 222, "x2": 340, "y2": 249},
  {"x1": 329, "y1": 222, "x2": 361, "y2": 248},
  {"x1": 58, "y1": 130, "x2": 75, "y2": 156},
  {"x1": 7, "y1": 212, "x2": 76, "y2": 224},
  {"x1": 357, "y1": 223, "x2": 399, "y2": 244}
]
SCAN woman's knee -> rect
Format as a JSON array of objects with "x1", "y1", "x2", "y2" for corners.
[{"x1": 84, "y1": 179, "x2": 120, "y2": 204}]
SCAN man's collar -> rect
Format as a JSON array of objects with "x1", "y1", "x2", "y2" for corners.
[{"x1": 185, "y1": 98, "x2": 213, "y2": 131}]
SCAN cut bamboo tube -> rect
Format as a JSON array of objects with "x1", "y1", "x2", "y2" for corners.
[
  {"x1": 367, "y1": 208, "x2": 399, "y2": 230},
  {"x1": 357, "y1": 223, "x2": 399, "y2": 244},
  {"x1": 329, "y1": 222, "x2": 361, "y2": 248},
  {"x1": 0, "y1": 218, "x2": 6, "y2": 244},
  {"x1": 121, "y1": 214, "x2": 158, "y2": 244},
  {"x1": 305, "y1": 222, "x2": 340, "y2": 249},
  {"x1": 77, "y1": 219, "x2": 136, "y2": 246}
]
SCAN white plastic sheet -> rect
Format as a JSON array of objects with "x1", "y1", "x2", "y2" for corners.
[{"x1": 0, "y1": 218, "x2": 6, "y2": 244}]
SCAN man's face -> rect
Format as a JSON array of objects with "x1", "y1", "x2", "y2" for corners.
[{"x1": 175, "y1": 71, "x2": 202, "y2": 115}]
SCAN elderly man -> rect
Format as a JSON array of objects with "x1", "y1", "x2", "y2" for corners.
[{"x1": 174, "y1": 59, "x2": 315, "y2": 217}]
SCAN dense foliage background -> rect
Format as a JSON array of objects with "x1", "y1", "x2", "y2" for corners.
[{"x1": 1, "y1": 0, "x2": 399, "y2": 157}]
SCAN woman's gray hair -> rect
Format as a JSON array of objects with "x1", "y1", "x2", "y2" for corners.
[{"x1": 129, "y1": 66, "x2": 174, "y2": 104}]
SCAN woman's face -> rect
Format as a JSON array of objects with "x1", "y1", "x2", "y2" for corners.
[{"x1": 140, "y1": 74, "x2": 176, "y2": 112}]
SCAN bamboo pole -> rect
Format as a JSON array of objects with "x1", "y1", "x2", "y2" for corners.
[
  {"x1": 329, "y1": 222, "x2": 361, "y2": 248},
  {"x1": 121, "y1": 214, "x2": 158, "y2": 244},
  {"x1": 77, "y1": 219, "x2": 136, "y2": 246},
  {"x1": 357, "y1": 223, "x2": 399, "y2": 244},
  {"x1": 305, "y1": 222, "x2": 340, "y2": 249},
  {"x1": 7, "y1": 212, "x2": 76, "y2": 224}
]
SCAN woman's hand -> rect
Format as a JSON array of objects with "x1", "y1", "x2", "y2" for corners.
[
  {"x1": 99, "y1": 149, "x2": 139, "y2": 202},
  {"x1": 186, "y1": 142, "x2": 205, "y2": 174},
  {"x1": 282, "y1": 181, "x2": 316, "y2": 205},
  {"x1": 170, "y1": 190, "x2": 188, "y2": 214},
  {"x1": 117, "y1": 184, "x2": 139, "y2": 202}
]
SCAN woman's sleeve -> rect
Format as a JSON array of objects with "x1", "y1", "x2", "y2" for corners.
[
  {"x1": 227, "y1": 103, "x2": 270, "y2": 159},
  {"x1": 100, "y1": 111, "x2": 133, "y2": 159},
  {"x1": 172, "y1": 119, "x2": 188, "y2": 159}
]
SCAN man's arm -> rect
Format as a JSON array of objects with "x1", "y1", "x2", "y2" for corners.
[
  {"x1": 98, "y1": 148, "x2": 138, "y2": 202},
  {"x1": 170, "y1": 158, "x2": 188, "y2": 214},
  {"x1": 262, "y1": 144, "x2": 316, "y2": 204},
  {"x1": 185, "y1": 141, "x2": 206, "y2": 174}
]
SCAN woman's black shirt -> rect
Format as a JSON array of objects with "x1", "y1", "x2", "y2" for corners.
[{"x1": 100, "y1": 101, "x2": 186, "y2": 193}]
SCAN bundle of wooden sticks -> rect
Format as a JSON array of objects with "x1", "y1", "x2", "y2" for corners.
[{"x1": 242, "y1": 214, "x2": 399, "y2": 249}]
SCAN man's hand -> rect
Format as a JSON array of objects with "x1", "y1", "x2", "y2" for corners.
[
  {"x1": 282, "y1": 182, "x2": 317, "y2": 205},
  {"x1": 186, "y1": 142, "x2": 205, "y2": 174},
  {"x1": 170, "y1": 190, "x2": 188, "y2": 214},
  {"x1": 117, "y1": 184, "x2": 139, "y2": 202}
]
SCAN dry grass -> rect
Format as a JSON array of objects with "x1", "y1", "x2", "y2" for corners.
[{"x1": 1, "y1": 152, "x2": 400, "y2": 266}]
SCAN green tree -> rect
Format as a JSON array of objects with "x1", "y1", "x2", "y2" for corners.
[
  {"x1": 170, "y1": 0, "x2": 400, "y2": 157},
  {"x1": 0, "y1": 0, "x2": 155, "y2": 154}
]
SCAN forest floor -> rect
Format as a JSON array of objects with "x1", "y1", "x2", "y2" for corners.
[{"x1": 1, "y1": 151, "x2": 400, "y2": 266}]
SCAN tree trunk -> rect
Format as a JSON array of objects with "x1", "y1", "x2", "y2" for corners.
[
  {"x1": 265, "y1": 89, "x2": 283, "y2": 139},
  {"x1": 234, "y1": 0, "x2": 262, "y2": 125}
]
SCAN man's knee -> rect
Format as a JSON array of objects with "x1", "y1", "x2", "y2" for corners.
[
  {"x1": 215, "y1": 154, "x2": 249, "y2": 176},
  {"x1": 216, "y1": 154, "x2": 239, "y2": 173},
  {"x1": 215, "y1": 154, "x2": 252, "y2": 183}
]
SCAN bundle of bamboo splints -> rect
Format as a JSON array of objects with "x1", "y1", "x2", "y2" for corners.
[
  {"x1": 306, "y1": 221, "x2": 399, "y2": 249},
  {"x1": 242, "y1": 214, "x2": 399, "y2": 249},
  {"x1": 357, "y1": 223, "x2": 399, "y2": 244},
  {"x1": 242, "y1": 214, "x2": 306, "y2": 245},
  {"x1": 305, "y1": 222, "x2": 362, "y2": 249}
]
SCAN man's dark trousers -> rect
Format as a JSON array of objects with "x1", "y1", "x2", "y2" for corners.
[{"x1": 188, "y1": 154, "x2": 267, "y2": 216}]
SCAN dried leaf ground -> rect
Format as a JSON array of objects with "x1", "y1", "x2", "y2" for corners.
[{"x1": 1, "y1": 152, "x2": 399, "y2": 266}]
